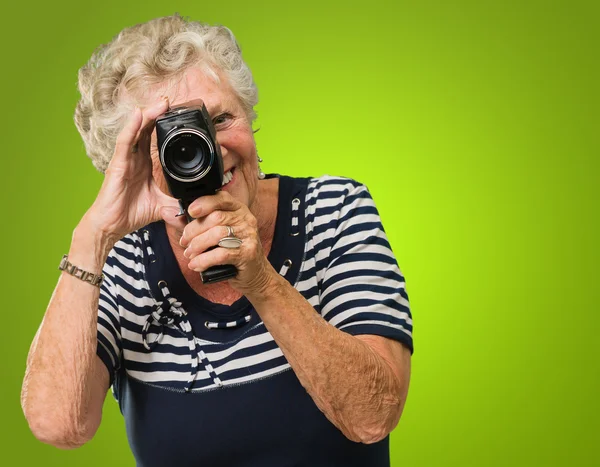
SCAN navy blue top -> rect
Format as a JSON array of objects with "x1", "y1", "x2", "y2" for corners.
[{"x1": 97, "y1": 174, "x2": 413, "y2": 466}]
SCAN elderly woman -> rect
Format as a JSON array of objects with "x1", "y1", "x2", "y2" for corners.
[{"x1": 22, "y1": 14, "x2": 413, "y2": 467}]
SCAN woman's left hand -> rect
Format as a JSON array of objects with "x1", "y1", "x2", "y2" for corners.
[{"x1": 178, "y1": 190, "x2": 277, "y2": 296}]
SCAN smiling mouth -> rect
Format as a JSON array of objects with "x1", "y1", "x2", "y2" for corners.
[{"x1": 221, "y1": 168, "x2": 234, "y2": 187}]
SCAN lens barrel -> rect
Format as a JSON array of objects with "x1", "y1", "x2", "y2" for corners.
[{"x1": 160, "y1": 129, "x2": 214, "y2": 182}]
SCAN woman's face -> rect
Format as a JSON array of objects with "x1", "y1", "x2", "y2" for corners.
[{"x1": 148, "y1": 66, "x2": 259, "y2": 210}]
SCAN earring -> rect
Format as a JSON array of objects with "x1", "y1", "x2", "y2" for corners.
[{"x1": 257, "y1": 155, "x2": 265, "y2": 180}]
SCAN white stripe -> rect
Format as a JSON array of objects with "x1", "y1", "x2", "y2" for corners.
[
  {"x1": 113, "y1": 239, "x2": 143, "y2": 257},
  {"x1": 214, "y1": 348, "x2": 285, "y2": 375},
  {"x1": 127, "y1": 369, "x2": 211, "y2": 383},
  {"x1": 323, "y1": 290, "x2": 410, "y2": 321},
  {"x1": 98, "y1": 320, "x2": 121, "y2": 348},
  {"x1": 117, "y1": 287, "x2": 156, "y2": 309},
  {"x1": 98, "y1": 298, "x2": 120, "y2": 327},
  {"x1": 328, "y1": 304, "x2": 413, "y2": 328},
  {"x1": 125, "y1": 349, "x2": 195, "y2": 365},
  {"x1": 98, "y1": 339, "x2": 117, "y2": 367},
  {"x1": 305, "y1": 177, "x2": 357, "y2": 201},
  {"x1": 122, "y1": 328, "x2": 190, "y2": 348},
  {"x1": 321, "y1": 271, "x2": 405, "y2": 296},
  {"x1": 338, "y1": 320, "x2": 413, "y2": 337},
  {"x1": 111, "y1": 256, "x2": 146, "y2": 277},
  {"x1": 320, "y1": 273, "x2": 409, "y2": 307},
  {"x1": 200, "y1": 330, "x2": 271, "y2": 362},
  {"x1": 325, "y1": 259, "x2": 402, "y2": 283},
  {"x1": 279, "y1": 263, "x2": 290, "y2": 276}
]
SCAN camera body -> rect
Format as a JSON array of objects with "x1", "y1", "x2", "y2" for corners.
[
  {"x1": 156, "y1": 104, "x2": 224, "y2": 220},
  {"x1": 156, "y1": 103, "x2": 236, "y2": 284}
]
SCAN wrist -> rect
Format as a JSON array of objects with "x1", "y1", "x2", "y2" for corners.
[
  {"x1": 69, "y1": 219, "x2": 116, "y2": 273},
  {"x1": 244, "y1": 265, "x2": 286, "y2": 305},
  {"x1": 80, "y1": 207, "x2": 124, "y2": 246}
]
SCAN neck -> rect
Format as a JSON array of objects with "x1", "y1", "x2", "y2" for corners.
[{"x1": 250, "y1": 178, "x2": 278, "y2": 245}]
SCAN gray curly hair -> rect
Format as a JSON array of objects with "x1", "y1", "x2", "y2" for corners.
[{"x1": 74, "y1": 14, "x2": 258, "y2": 173}]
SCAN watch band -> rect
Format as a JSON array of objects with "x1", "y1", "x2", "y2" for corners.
[{"x1": 58, "y1": 254, "x2": 104, "y2": 287}]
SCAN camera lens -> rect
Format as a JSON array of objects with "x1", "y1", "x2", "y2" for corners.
[{"x1": 163, "y1": 132, "x2": 213, "y2": 180}]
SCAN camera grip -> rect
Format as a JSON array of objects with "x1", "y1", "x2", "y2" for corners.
[
  {"x1": 200, "y1": 263, "x2": 238, "y2": 284},
  {"x1": 176, "y1": 201, "x2": 238, "y2": 284}
]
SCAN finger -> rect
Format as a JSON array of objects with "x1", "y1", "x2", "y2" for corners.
[
  {"x1": 188, "y1": 246, "x2": 238, "y2": 273},
  {"x1": 188, "y1": 190, "x2": 241, "y2": 218},
  {"x1": 113, "y1": 107, "x2": 143, "y2": 161},
  {"x1": 184, "y1": 225, "x2": 238, "y2": 259},
  {"x1": 136, "y1": 96, "x2": 169, "y2": 154},
  {"x1": 180, "y1": 209, "x2": 240, "y2": 248},
  {"x1": 140, "y1": 96, "x2": 169, "y2": 136}
]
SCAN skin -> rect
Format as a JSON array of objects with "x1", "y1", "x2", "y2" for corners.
[{"x1": 21, "y1": 66, "x2": 411, "y2": 449}]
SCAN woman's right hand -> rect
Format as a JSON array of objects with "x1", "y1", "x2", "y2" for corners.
[{"x1": 80, "y1": 97, "x2": 178, "y2": 245}]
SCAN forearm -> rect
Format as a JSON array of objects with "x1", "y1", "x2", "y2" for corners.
[
  {"x1": 246, "y1": 270, "x2": 407, "y2": 444},
  {"x1": 22, "y1": 220, "x2": 113, "y2": 447}
]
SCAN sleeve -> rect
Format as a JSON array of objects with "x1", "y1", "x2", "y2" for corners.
[
  {"x1": 318, "y1": 182, "x2": 414, "y2": 354},
  {"x1": 96, "y1": 252, "x2": 122, "y2": 385}
]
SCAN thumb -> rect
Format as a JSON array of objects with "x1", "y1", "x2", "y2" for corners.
[{"x1": 159, "y1": 205, "x2": 187, "y2": 238}]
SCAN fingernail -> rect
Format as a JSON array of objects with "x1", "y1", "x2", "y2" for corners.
[{"x1": 183, "y1": 248, "x2": 190, "y2": 258}]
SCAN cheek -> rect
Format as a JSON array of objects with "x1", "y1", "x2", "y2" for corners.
[{"x1": 220, "y1": 126, "x2": 256, "y2": 158}]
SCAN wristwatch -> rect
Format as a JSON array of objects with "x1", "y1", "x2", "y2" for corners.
[{"x1": 58, "y1": 254, "x2": 104, "y2": 287}]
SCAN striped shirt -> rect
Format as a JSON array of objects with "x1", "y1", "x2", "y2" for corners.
[{"x1": 97, "y1": 174, "x2": 413, "y2": 467}]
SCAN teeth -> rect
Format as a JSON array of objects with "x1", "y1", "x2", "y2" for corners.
[{"x1": 221, "y1": 170, "x2": 233, "y2": 186}]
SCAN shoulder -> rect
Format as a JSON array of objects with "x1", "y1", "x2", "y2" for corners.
[
  {"x1": 307, "y1": 174, "x2": 366, "y2": 194},
  {"x1": 279, "y1": 174, "x2": 365, "y2": 192},
  {"x1": 102, "y1": 230, "x2": 147, "y2": 280},
  {"x1": 304, "y1": 175, "x2": 370, "y2": 207},
  {"x1": 300, "y1": 175, "x2": 380, "y2": 243},
  {"x1": 107, "y1": 231, "x2": 145, "y2": 263},
  {"x1": 304, "y1": 176, "x2": 376, "y2": 222}
]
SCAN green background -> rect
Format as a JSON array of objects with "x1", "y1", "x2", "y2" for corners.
[{"x1": 2, "y1": 0, "x2": 598, "y2": 465}]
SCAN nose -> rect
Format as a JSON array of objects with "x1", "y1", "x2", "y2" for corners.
[{"x1": 216, "y1": 133, "x2": 228, "y2": 158}]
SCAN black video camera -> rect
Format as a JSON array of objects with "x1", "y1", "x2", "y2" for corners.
[{"x1": 156, "y1": 103, "x2": 237, "y2": 284}]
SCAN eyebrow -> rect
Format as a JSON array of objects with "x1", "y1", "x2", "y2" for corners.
[
  {"x1": 205, "y1": 103, "x2": 228, "y2": 116},
  {"x1": 205, "y1": 94, "x2": 239, "y2": 115}
]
